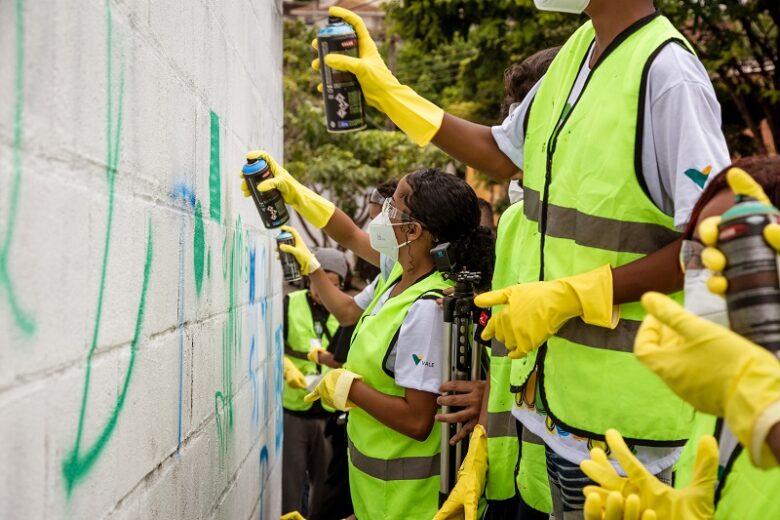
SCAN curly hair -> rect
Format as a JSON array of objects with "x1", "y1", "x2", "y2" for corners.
[{"x1": 404, "y1": 169, "x2": 495, "y2": 290}]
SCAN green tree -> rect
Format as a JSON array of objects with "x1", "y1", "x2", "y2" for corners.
[{"x1": 659, "y1": 0, "x2": 779, "y2": 155}]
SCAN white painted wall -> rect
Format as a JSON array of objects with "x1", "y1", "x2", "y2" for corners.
[{"x1": 0, "y1": 1, "x2": 285, "y2": 518}]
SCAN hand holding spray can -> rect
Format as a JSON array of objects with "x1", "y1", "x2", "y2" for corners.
[
  {"x1": 276, "y1": 230, "x2": 302, "y2": 283},
  {"x1": 317, "y1": 16, "x2": 366, "y2": 132},
  {"x1": 717, "y1": 195, "x2": 780, "y2": 356},
  {"x1": 241, "y1": 152, "x2": 290, "y2": 229}
]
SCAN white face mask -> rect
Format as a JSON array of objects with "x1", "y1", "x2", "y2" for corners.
[
  {"x1": 534, "y1": 0, "x2": 590, "y2": 14},
  {"x1": 680, "y1": 239, "x2": 729, "y2": 326},
  {"x1": 367, "y1": 213, "x2": 412, "y2": 262},
  {"x1": 508, "y1": 181, "x2": 524, "y2": 205}
]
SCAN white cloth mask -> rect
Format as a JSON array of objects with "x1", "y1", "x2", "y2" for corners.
[
  {"x1": 367, "y1": 213, "x2": 412, "y2": 262},
  {"x1": 508, "y1": 181, "x2": 524, "y2": 205},
  {"x1": 680, "y1": 239, "x2": 729, "y2": 327},
  {"x1": 534, "y1": 0, "x2": 590, "y2": 14}
]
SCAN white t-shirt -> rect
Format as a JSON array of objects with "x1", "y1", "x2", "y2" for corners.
[
  {"x1": 497, "y1": 43, "x2": 730, "y2": 472},
  {"x1": 353, "y1": 253, "x2": 396, "y2": 310},
  {"x1": 492, "y1": 43, "x2": 731, "y2": 230},
  {"x1": 353, "y1": 280, "x2": 444, "y2": 394}
]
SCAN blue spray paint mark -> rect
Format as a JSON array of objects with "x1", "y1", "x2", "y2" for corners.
[
  {"x1": 258, "y1": 444, "x2": 269, "y2": 520},
  {"x1": 170, "y1": 182, "x2": 197, "y2": 456},
  {"x1": 274, "y1": 324, "x2": 284, "y2": 453},
  {"x1": 249, "y1": 337, "x2": 259, "y2": 429},
  {"x1": 248, "y1": 246, "x2": 256, "y2": 303}
]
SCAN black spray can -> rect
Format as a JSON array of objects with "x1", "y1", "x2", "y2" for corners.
[
  {"x1": 242, "y1": 152, "x2": 289, "y2": 229},
  {"x1": 276, "y1": 230, "x2": 302, "y2": 283},
  {"x1": 317, "y1": 16, "x2": 366, "y2": 133},
  {"x1": 717, "y1": 196, "x2": 780, "y2": 356}
]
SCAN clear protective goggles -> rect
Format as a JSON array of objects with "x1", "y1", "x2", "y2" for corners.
[
  {"x1": 382, "y1": 198, "x2": 420, "y2": 225},
  {"x1": 368, "y1": 189, "x2": 386, "y2": 206}
]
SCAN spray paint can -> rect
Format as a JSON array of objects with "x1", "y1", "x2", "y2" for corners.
[
  {"x1": 276, "y1": 230, "x2": 302, "y2": 283},
  {"x1": 317, "y1": 16, "x2": 366, "y2": 133},
  {"x1": 717, "y1": 196, "x2": 780, "y2": 356},
  {"x1": 242, "y1": 152, "x2": 290, "y2": 229}
]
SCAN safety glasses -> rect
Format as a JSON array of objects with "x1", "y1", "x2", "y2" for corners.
[
  {"x1": 382, "y1": 198, "x2": 420, "y2": 224},
  {"x1": 368, "y1": 189, "x2": 386, "y2": 206}
]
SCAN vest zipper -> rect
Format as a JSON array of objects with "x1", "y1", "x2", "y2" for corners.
[{"x1": 538, "y1": 44, "x2": 595, "y2": 282}]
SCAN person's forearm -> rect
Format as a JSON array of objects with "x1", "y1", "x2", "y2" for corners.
[
  {"x1": 431, "y1": 114, "x2": 519, "y2": 181},
  {"x1": 323, "y1": 209, "x2": 380, "y2": 266},
  {"x1": 611, "y1": 238, "x2": 684, "y2": 305},
  {"x1": 309, "y1": 269, "x2": 364, "y2": 326},
  {"x1": 768, "y1": 421, "x2": 780, "y2": 465},
  {"x1": 349, "y1": 381, "x2": 437, "y2": 441}
]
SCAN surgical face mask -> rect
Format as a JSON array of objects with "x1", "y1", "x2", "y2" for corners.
[
  {"x1": 367, "y1": 213, "x2": 412, "y2": 262},
  {"x1": 534, "y1": 0, "x2": 590, "y2": 14},
  {"x1": 680, "y1": 239, "x2": 729, "y2": 326},
  {"x1": 508, "y1": 180, "x2": 524, "y2": 205}
]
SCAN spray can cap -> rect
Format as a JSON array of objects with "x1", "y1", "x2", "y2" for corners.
[
  {"x1": 242, "y1": 158, "x2": 268, "y2": 176},
  {"x1": 721, "y1": 197, "x2": 780, "y2": 224},
  {"x1": 276, "y1": 230, "x2": 293, "y2": 241}
]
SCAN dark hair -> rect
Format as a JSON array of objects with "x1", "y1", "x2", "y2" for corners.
[
  {"x1": 404, "y1": 169, "x2": 495, "y2": 290},
  {"x1": 501, "y1": 47, "x2": 561, "y2": 118},
  {"x1": 682, "y1": 156, "x2": 780, "y2": 240},
  {"x1": 478, "y1": 198, "x2": 494, "y2": 226},
  {"x1": 376, "y1": 179, "x2": 399, "y2": 199}
]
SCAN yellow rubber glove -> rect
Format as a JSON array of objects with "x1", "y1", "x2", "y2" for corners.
[
  {"x1": 581, "y1": 429, "x2": 718, "y2": 520},
  {"x1": 307, "y1": 346, "x2": 327, "y2": 364},
  {"x1": 433, "y1": 424, "x2": 488, "y2": 520},
  {"x1": 241, "y1": 151, "x2": 335, "y2": 228},
  {"x1": 584, "y1": 491, "x2": 653, "y2": 520},
  {"x1": 278, "y1": 226, "x2": 321, "y2": 276},
  {"x1": 311, "y1": 7, "x2": 443, "y2": 146},
  {"x1": 304, "y1": 368, "x2": 362, "y2": 411},
  {"x1": 697, "y1": 167, "x2": 780, "y2": 295},
  {"x1": 474, "y1": 265, "x2": 618, "y2": 358},
  {"x1": 636, "y1": 292, "x2": 780, "y2": 469},
  {"x1": 283, "y1": 357, "x2": 308, "y2": 390},
  {"x1": 280, "y1": 513, "x2": 306, "y2": 520}
]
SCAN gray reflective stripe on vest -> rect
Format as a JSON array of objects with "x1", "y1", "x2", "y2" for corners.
[
  {"x1": 284, "y1": 347, "x2": 310, "y2": 360},
  {"x1": 348, "y1": 439, "x2": 440, "y2": 480},
  {"x1": 556, "y1": 318, "x2": 642, "y2": 353},
  {"x1": 491, "y1": 339, "x2": 508, "y2": 357},
  {"x1": 487, "y1": 411, "x2": 516, "y2": 438},
  {"x1": 521, "y1": 426, "x2": 545, "y2": 445},
  {"x1": 523, "y1": 188, "x2": 680, "y2": 255}
]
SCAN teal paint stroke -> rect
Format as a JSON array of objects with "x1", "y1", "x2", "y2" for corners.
[
  {"x1": 193, "y1": 200, "x2": 205, "y2": 294},
  {"x1": 63, "y1": 222, "x2": 153, "y2": 495},
  {"x1": 215, "y1": 217, "x2": 245, "y2": 461},
  {"x1": 0, "y1": 0, "x2": 35, "y2": 336},
  {"x1": 208, "y1": 111, "x2": 221, "y2": 222},
  {"x1": 62, "y1": 1, "x2": 147, "y2": 495}
]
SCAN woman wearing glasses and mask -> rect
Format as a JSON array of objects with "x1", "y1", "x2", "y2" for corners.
[{"x1": 241, "y1": 154, "x2": 494, "y2": 520}]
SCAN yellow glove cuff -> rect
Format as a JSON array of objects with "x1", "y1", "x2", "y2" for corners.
[
  {"x1": 307, "y1": 347, "x2": 326, "y2": 364},
  {"x1": 568, "y1": 264, "x2": 619, "y2": 329},
  {"x1": 751, "y1": 399, "x2": 780, "y2": 469},
  {"x1": 335, "y1": 370, "x2": 362, "y2": 410}
]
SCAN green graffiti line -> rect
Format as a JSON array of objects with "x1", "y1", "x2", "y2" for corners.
[
  {"x1": 0, "y1": 0, "x2": 35, "y2": 336},
  {"x1": 63, "y1": 223, "x2": 153, "y2": 494},
  {"x1": 193, "y1": 200, "x2": 205, "y2": 294},
  {"x1": 208, "y1": 110, "x2": 221, "y2": 222},
  {"x1": 214, "y1": 217, "x2": 245, "y2": 461},
  {"x1": 61, "y1": 1, "x2": 149, "y2": 495}
]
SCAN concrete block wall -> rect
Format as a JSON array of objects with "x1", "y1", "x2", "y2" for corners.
[{"x1": 0, "y1": 0, "x2": 285, "y2": 518}]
